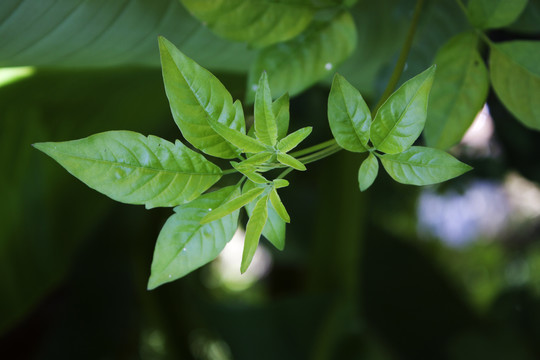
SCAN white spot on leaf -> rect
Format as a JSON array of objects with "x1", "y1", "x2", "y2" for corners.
[{"x1": 325, "y1": 63, "x2": 333, "y2": 70}]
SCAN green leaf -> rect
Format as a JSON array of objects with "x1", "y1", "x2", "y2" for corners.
[
  {"x1": 378, "y1": 146, "x2": 472, "y2": 186},
  {"x1": 468, "y1": 0, "x2": 528, "y2": 29},
  {"x1": 424, "y1": 32, "x2": 489, "y2": 149},
  {"x1": 201, "y1": 186, "x2": 266, "y2": 224},
  {"x1": 273, "y1": 93, "x2": 290, "y2": 140},
  {"x1": 489, "y1": 41, "x2": 540, "y2": 130},
  {"x1": 231, "y1": 162, "x2": 269, "y2": 184},
  {"x1": 238, "y1": 152, "x2": 274, "y2": 168},
  {"x1": 159, "y1": 37, "x2": 244, "y2": 159},
  {"x1": 241, "y1": 195, "x2": 269, "y2": 273},
  {"x1": 269, "y1": 188, "x2": 290, "y2": 223},
  {"x1": 358, "y1": 153, "x2": 379, "y2": 191},
  {"x1": 277, "y1": 127, "x2": 313, "y2": 153},
  {"x1": 181, "y1": 0, "x2": 314, "y2": 47},
  {"x1": 209, "y1": 120, "x2": 269, "y2": 153},
  {"x1": 244, "y1": 181, "x2": 285, "y2": 250},
  {"x1": 370, "y1": 65, "x2": 436, "y2": 154},
  {"x1": 246, "y1": 11, "x2": 357, "y2": 101},
  {"x1": 277, "y1": 153, "x2": 307, "y2": 171},
  {"x1": 147, "y1": 186, "x2": 240, "y2": 289},
  {"x1": 33, "y1": 131, "x2": 222, "y2": 209},
  {"x1": 254, "y1": 72, "x2": 278, "y2": 146},
  {"x1": 0, "y1": 0, "x2": 256, "y2": 71},
  {"x1": 328, "y1": 73, "x2": 371, "y2": 152}
]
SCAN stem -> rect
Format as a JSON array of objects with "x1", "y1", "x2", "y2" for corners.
[
  {"x1": 290, "y1": 139, "x2": 337, "y2": 158},
  {"x1": 298, "y1": 143, "x2": 342, "y2": 165},
  {"x1": 372, "y1": 0, "x2": 426, "y2": 116},
  {"x1": 222, "y1": 168, "x2": 238, "y2": 175},
  {"x1": 276, "y1": 167, "x2": 293, "y2": 179}
]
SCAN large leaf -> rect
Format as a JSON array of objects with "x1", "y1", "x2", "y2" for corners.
[
  {"x1": 147, "y1": 185, "x2": 241, "y2": 289},
  {"x1": 159, "y1": 37, "x2": 246, "y2": 158},
  {"x1": 246, "y1": 11, "x2": 357, "y2": 101},
  {"x1": 254, "y1": 72, "x2": 278, "y2": 146},
  {"x1": 424, "y1": 32, "x2": 489, "y2": 149},
  {"x1": 370, "y1": 66, "x2": 436, "y2": 154},
  {"x1": 0, "y1": 0, "x2": 255, "y2": 71},
  {"x1": 34, "y1": 131, "x2": 222, "y2": 209},
  {"x1": 378, "y1": 146, "x2": 472, "y2": 186},
  {"x1": 180, "y1": 0, "x2": 315, "y2": 47},
  {"x1": 328, "y1": 73, "x2": 371, "y2": 152},
  {"x1": 244, "y1": 181, "x2": 285, "y2": 251},
  {"x1": 241, "y1": 195, "x2": 269, "y2": 273},
  {"x1": 490, "y1": 41, "x2": 540, "y2": 130},
  {"x1": 468, "y1": 0, "x2": 528, "y2": 29}
]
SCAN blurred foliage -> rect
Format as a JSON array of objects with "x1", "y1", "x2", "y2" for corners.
[{"x1": 2, "y1": 0, "x2": 540, "y2": 359}]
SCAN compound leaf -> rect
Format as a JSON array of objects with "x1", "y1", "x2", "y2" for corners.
[
  {"x1": 328, "y1": 73, "x2": 371, "y2": 152},
  {"x1": 489, "y1": 40, "x2": 540, "y2": 130},
  {"x1": 209, "y1": 120, "x2": 268, "y2": 153},
  {"x1": 358, "y1": 152, "x2": 379, "y2": 191},
  {"x1": 424, "y1": 32, "x2": 489, "y2": 149},
  {"x1": 277, "y1": 127, "x2": 313, "y2": 153},
  {"x1": 277, "y1": 153, "x2": 307, "y2": 171},
  {"x1": 244, "y1": 181, "x2": 285, "y2": 250},
  {"x1": 159, "y1": 37, "x2": 244, "y2": 159},
  {"x1": 247, "y1": 11, "x2": 357, "y2": 101},
  {"x1": 468, "y1": 0, "x2": 528, "y2": 29},
  {"x1": 201, "y1": 186, "x2": 265, "y2": 224},
  {"x1": 371, "y1": 65, "x2": 436, "y2": 154},
  {"x1": 147, "y1": 185, "x2": 240, "y2": 289},
  {"x1": 34, "y1": 131, "x2": 222, "y2": 209},
  {"x1": 181, "y1": 0, "x2": 314, "y2": 47},
  {"x1": 379, "y1": 146, "x2": 472, "y2": 186},
  {"x1": 254, "y1": 72, "x2": 278, "y2": 146},
  {"x1": 241, "y1": 195, "x2": 269, "y2": 273}
]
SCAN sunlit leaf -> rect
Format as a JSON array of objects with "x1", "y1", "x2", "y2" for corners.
[
  {"x1": 378, "y1": 146, "x2": 472, "y2": 186},
  {"x1": 209, "y1": 120, "x2": 268, "y2": 153},
  {"x1": 489, "y1": 40, "x2": 540, "y2": 130},
  {"x1": 424, "y1": 32, "x2": 489, "y2": 149},
  {"x1": 254, "y1": 72, "x2": 278, "y2": 146},
  {"x1": 244, "y1": 181, "x2": 285, "y2": 250},
  {"x1": 277, "y1": 127, "x2": 313, "y2": 153},
  {"x1": 181, "y1": 0, "x2": 314, "y2": 47},
  {"x1": 328, "y1": 73, "x2": 371, "y2": 152},
  {"x1": 277, "y1": 153, "x2": 307, "y2": 171},
  {"x1": 269, "y1": 188, "x2": 290, "y2": 223},
  {"x1": 241, "y1": 195, "x2": 269, "y2": 273},
  {"x1": 468, "y1": 0, "x2": 528, "y2": 29},
  {"x1": 358, "y1": 152, "x2": 378, "y2": 191},
  {"x1": 371, "y1": 66, "x2": 436, "y2": 154},
  {"x1": 147, "y1": 186, "x2": 240, "y2": 289},
  {"x1": 246, "y1": 11, "x2": 356, "y2": 101},
  {"x1": 34, "y1": 131, "x2": 222, "y2": 209},
  {"x1": 201, "y1": 186, "x2": 265, "y2": 224},
  {"x1": 159, "y1": 37, "x2": 244, "y2": 158}
]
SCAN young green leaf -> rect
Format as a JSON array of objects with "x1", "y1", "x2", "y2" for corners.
[
  {"x1": 468, "y1": 0, "x2": 528, "y2": 29},
  {"x1": 269, "y1": 188, "x2": 290, "y2": 223},
  {"x1": 200, "y1": 186, "x2": 265, "y2": 224},
  {"x1": 246, "y1": 11, "x2": 357, "y2": 101},
  {"x1": 370, "y1": 65, "x2": 436, "y2": 154},
  {"x1": 209, "y1": 120, "x2": 269, "y2": 153},
  {"x1": 277, "y1": 127, "x2": 313, "y2": 153},
  {"x1": 273, "y1": 179, "x2": 290, "y2": 189},
  {"x1": 244, "y1": 181, "x2": 285, "y2": 250},
  {"x1": 273, "y1": 93, "x2": 290, "y2": 140},
  {"x1": 424, "y1": 32, "x2": 489, "y2": 149},
  {"x1": 490, "y1": 41, "x2": 540, "y2": 130},
  {"x1": 147, "y1": 186, "x2": 240, "y2": 289},
  {"x1": 328, "y1": 73, "x2": 371, "y2": 152},
  {"x1": 237, "y1": 152, "x2": 274, "y2": 168},
  {"x1": 378, "y1": 146, "x2": 472, "y2": 186},
  {"x1": 241, "y1": 195, "x2": 269, "y2": 273},
  {"x1": 254, "y1": 72, "x2": 279, "y2": 146},
  {"x1": 159, "y1": 37, "x2": 244, "y2": 159},
  {"x1": 181, "y1": 0, "x2": 314, "y2": 47},
  {"x1": 33, "y1": 131, "x2": 222, "y2": 209},
  {"x1": 231, "y1": 162, "x2": 269, "y2": 184},
  {"x1": 277, "y1": 153, "x2": 307, "y2": 171},
  {"x1": 358, "y1": 152, "x2": 379, "y2": 191}
]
